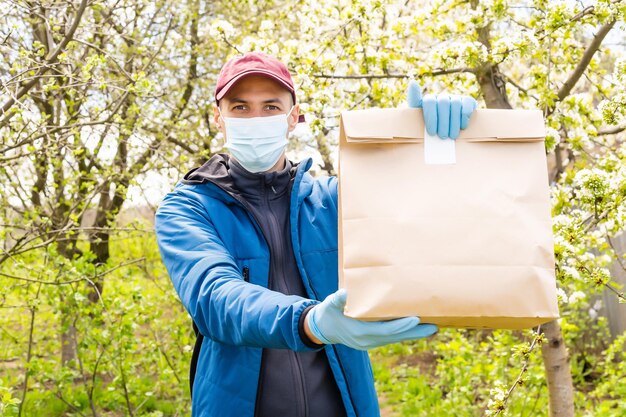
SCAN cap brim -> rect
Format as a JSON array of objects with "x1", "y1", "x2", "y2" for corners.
[{"x1": 216, "y1": 69, "x2": 294, "y2": 101}]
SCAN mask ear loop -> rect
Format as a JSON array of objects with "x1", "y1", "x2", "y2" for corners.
[
  {"x1": 285, "y1": 106, "x2": 297, "y2": 129},
  {"x1": 217, "y1": 106, "x2": 227, "y2": 128}
]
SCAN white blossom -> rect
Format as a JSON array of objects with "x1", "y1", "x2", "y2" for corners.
[
  {"x1": 569, "y1": 291, "x2": 587, "y2": 304},
  {"x1": 208, "y1": 20, "x2": 236, "y2": 39}
]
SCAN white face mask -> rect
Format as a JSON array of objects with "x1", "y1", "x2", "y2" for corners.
[{"x1": 220, "y1": 107, "x2": 294, "y2": 173}]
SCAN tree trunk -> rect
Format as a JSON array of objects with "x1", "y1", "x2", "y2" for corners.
[
  {"x1": 541, "y1": 320, "x2": 575, "y2": 416},
  {"x1": 476, "y1": 65, "x2": 512, "y2": 110},
  {"x1": 60, "y1": 303, "x2": 77, "y2": 364},
  {"x1": 476, "y1": 60, "x2": 575, "y2": 417},
  {"x1": 57, "y1": 241, "x2": 81, "y2": 364}
]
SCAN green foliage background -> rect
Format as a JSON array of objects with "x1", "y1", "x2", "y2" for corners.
[
  {"x1": 1, "y1": 0, "x2": 626, "y2": 416},
  {"x1": 2, "y1": 228, "x2": 625, "y2": 415}
]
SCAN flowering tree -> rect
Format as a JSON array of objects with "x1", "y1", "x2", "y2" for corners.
[
  {"x1": 1, "y1": 0, "x2": 625, "y2": 415},
  {"x1": 1, "y1": 0, "x2": 207, "y2": 413}
]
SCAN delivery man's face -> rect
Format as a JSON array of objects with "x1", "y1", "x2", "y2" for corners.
[{"x1": 213, "y1": 75, "x2": 299, "y2": 132}]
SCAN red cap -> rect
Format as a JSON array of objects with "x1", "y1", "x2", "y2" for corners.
[
  {"x1": 215, "y1": 52, "x2": 296, "y2": 102},
  {"x1": 215, "y1": 52, "x2": 304, "y2": 122}
]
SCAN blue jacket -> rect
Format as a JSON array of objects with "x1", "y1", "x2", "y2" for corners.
[{"x1": 155, "y1": 156, "x2": 379, "y2": 416}]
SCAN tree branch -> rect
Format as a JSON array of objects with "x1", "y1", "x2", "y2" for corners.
[
  {"x1": 500, "y1": 73, "x2": 538, "y2": 101},
  {"x1": 0, "y1": 91, "x2": 129, "y2": 169},
  {"x1": 0, "y1": 0, "x2": 89, "y2": 127},
  {"x1": 312, "y1": 68, "x2": 473, "y2": 79},
  {"x1": 172, "y1": 0, "x2": 199, "y2": 121},
  {"x1": 0, "y1": 258, "x2": 145, "y2": 285},
  {"x1": 555, "y1": 19, "x2": 616, "y2": 104},
  {"x1": 597, "y1": 124, "x2": 626, "y2": 136},
  {"x1": 493, "y1": 327, "x2": 543, "y2": 416}
]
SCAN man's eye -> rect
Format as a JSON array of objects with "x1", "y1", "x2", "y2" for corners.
[
  {"x1": 233, "y1": 105, "x2": 247, "y2": 111},
  {"x1": 265, "y1": 105, "x2": 280, "y2": 111}
]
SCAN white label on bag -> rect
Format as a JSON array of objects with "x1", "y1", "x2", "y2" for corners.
[{"x1": 424, "y1": 127, "x2": 456, "y2": 165}]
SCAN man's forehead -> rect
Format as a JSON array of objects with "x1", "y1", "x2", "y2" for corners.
[
  {"x1": 226, "y1": 96, "x2": 286, "y2": 104},
  {"x1": 223, "y1": 75, "x2": 292, "y2": 100}
]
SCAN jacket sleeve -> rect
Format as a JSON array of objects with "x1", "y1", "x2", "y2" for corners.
[{"x1": 155, "y1": 186, "x2": 320, "y2": 352}]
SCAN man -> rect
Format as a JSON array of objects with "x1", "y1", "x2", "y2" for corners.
[{"x1": 155, "y1": 52, "x2": 476, "y2": 417}]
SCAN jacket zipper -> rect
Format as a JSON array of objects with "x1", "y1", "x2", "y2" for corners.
[
  {"x1": 263, "y1": 182, "x2": 279, "y2": 290},
  {"x1": 262, "y1": 180, "x2": 308, "y2": 416},
  {"x1": 262, "y1": 181, "x2": 287, "y2": 293},
  {"x1": 243, "y1": 266, "x2": 250, "y2": 282},
  {"x1": 254, "y1": 350, "x2": 267, "y2": 417},
  {"x1": 289, "y1": 350, "x2": 308, "y2": 417}
]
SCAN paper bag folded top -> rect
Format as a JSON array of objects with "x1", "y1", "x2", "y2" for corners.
[{"x1": 338, "y1": 108, "x2": 559, "y2": 329}]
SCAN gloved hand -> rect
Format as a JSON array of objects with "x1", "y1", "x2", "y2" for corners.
[
  {"x1": 407, "y1": 80, "x2": 477, "y2": 140},
  {"x1": 306, "y1": 289, "x2": 438, "y2": 351}
]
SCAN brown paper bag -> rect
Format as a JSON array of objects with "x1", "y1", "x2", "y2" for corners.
[{"x1": 338, "y1": 108, "x2": 559, "y2": 329}]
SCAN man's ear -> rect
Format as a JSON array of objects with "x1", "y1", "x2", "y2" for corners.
[
  {"x1": 288, "y1": 104, "x2": 300, "y2": 132},
  {"x1": 213, "y1": 104, "x2": 224, "y2": 133}
]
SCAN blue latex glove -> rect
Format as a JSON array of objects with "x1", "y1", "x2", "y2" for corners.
[
  {"x1": 306, "y1": 289, "x2": 438, "y2": 351},
  {"x1": 407, "y1": 80, "x2": 477, "y2": 140}
]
